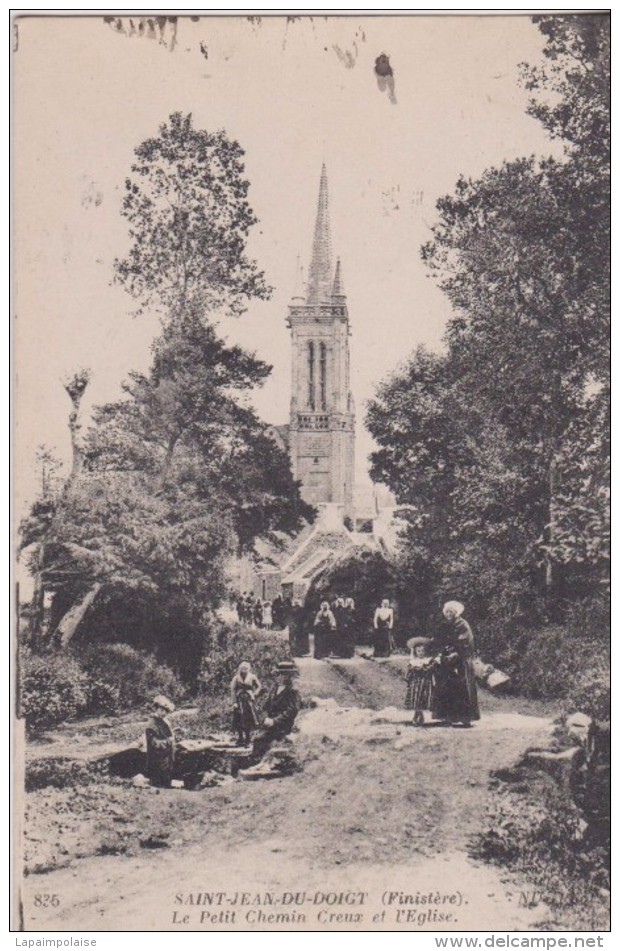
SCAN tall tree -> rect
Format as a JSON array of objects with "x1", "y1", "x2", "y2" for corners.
[
  {"x1": 22, "y1": 115, "x2": 311, "y2": 653},
  {"x1": 368, "y1": 14, "x2": 609, "y2": 626},
  {"x1": 114, "y1": 111, "x2": 271, "y2": 319}
]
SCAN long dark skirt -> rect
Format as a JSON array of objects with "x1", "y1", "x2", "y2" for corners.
[
  {"x1": 289, "y1": 620, "x2": 309, "y2": 657},
  {"x1": 232, "y1": 691, "x2": 259, "y2": 736},
  {"x1": 433, "y1": 656, "x2": 480, "y2": 722},
  {"x1": 333, "y1": 622, "x2": 355, "y2": 658},
  {"x1": 374, "y1": 623, "x2": 392, "y2": 657},
  {"x1": 314, "y1": 626, "x2": 333, "y2": 659}
]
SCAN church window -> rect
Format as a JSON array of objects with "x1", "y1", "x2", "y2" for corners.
[
  {"x1": 320, "y1": 342, "x2": 327, "y2": 410},
  {"x1": 307, "y1": 342, "x2": 315, "y2": 409}
]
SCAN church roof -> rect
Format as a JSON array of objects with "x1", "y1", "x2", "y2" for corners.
[{"x1": 306, "y1": 164, "x2": 334, "y2": 304}]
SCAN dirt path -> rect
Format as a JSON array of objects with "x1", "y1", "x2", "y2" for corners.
[{"x1": 22, "y1": 657, "x2": 558, "y2": 932}]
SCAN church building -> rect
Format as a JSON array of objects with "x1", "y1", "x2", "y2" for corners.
[
  {"x1": 241, "y1": 167, "x2": 397, "y2": 602},
  {"x1": 287, "y1": 164, "x2": 356, "y2": 521}
]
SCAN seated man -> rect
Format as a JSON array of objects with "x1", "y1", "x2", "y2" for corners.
[
  {"x1": 145, "y1": 695, "x2": 176, "y2": 786},
  {"x1": 252, "y1": 661, "x2": 301, "y2": 760}
]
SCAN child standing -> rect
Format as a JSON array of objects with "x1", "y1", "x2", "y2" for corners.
[
  {"x1": 230, "y1": 661, "x2": 262, "y2": 746},
  {"x1": 405, "y1": 637, "x2": 436, "y2": 726}
]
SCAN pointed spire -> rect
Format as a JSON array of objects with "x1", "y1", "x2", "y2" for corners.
[
  {"x1": 306, "y1": 164, "x2": 333, "y2": 304},
  {"x1": 332, "y1": 257, "x2": 345, "y2": 298}
]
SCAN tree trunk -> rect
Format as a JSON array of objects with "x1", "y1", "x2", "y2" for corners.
[
  {"x1": 157, "y1": 434, "x2": 180, "y2": 490},
  {"x1": 68, "y1": 408, "x2": 83, "y2": 483},
  {"x1": 28, "y1": 547, "x2": 46, "y2": 648},
  {"x1": 50, "y1": 583, "x2": 102, "y2": 648},
  {"x1": 27, "y1": 371, "x2": 91, "y2": 648},
  {"x1": 545, "y1": 451, "x2": 562, "y2": 596}
]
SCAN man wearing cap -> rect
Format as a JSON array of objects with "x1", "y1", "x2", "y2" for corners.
[
  {"x1": 252, "y1": 661, "x2": 302, "y2": 760},
  {"x1": 145, "y1": 695, "x2": 176, "y2": 786}
]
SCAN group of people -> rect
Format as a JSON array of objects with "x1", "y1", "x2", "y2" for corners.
[
  {"x1": 295, "y1": 596, "x2": 396, "y2": 660},
  {"x1": 404, "y1": 601, "x2": 480, "y2": 727},
  {"x1": 235, "y1": 589, "x2": 402, "y2": 659},
  {"x1": 144, "y1": 660, "x2": 302, "y2": 787},
  {"x1": 229, "y1": 659, "x2": 301, "y2": 755},
  {"x1": 142, "y1": 599, "x2": 479, "y2": 788},
  {"x1": 235, "y1": 593, "x2": 291, "y2": 631}
]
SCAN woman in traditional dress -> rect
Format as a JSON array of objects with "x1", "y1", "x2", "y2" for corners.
[
  {"x1": 373, "y1": 598, "x2": 394, "y2": 657},
  {"x1": 230, "y1": 661, "x2": 262, "y2": 746},
  {"x1": 331, "y1": 596, "x2": 346, "y2": 657},
  {"x1": 339, "y1": 596, "x2": 357, "y2": 658},
  {"x1": 433, "y1": 601, "x2": 480, "y2": 727},
  {"x1": 272, "y1": 594, "x2": 284, "y2": 630},
  {"x1": 145, "y1": 695, "x2": 176, "y2": 786},
  {"x1": 262, "y1": 600, "x2": 273, "y2": 631},
  {"x1": 313, "y1": 601, "x2": 336, "y2": 659},
  {"x1": 404, "y1": 637, "x2": 436, "y2": 725},
  {"x1": 288, "y1": 599, "x2": 309, "y2": 656}
]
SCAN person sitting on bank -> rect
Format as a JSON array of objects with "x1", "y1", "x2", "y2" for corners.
[
  {"x1": 313, "y1": 601, "x2": 337, "y2": 659},
  {"x1": 252, "y1": 661, "x2": 302, "y2": 760},
  {"x1": 145, "y1": 695, "x2": 176, "y2": 787},
  {"x1": 230, "y1": 661, "x2": 262, "y2": 747}
]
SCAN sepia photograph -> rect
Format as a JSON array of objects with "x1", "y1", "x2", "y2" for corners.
[{"x1": 12, "y1": 11, "x2": 610, "y2": 934}]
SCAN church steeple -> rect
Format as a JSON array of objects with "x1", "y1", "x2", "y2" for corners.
[
  {"x1": 286, "y1": 167, "x2": 355, "y2": 522},
  {"x1": 306, "y1": 164, "x2": 333, "y2": 304}
]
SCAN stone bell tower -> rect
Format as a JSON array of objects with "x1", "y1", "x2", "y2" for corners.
[{"x1": 287, "y1": 165, "x2": 355, "y2": 522}]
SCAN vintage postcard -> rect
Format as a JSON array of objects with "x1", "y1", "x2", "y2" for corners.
[{"x1": 13, "y1": 12, "x2": 610, "y2": 934}]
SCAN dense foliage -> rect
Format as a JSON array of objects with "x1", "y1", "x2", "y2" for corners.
[
  {"x1": 20, "y1": 650, "x2": 89, "y2": 733},
  {"x1": 114, "y1": 111, "x2": 271, "y2": 319},
  {"x1": 20, "y1": 644, "x2": 184, "y2": 734},
  {"x1": 21, "y1": 117, "x2": 312, "y2": 658},
  {"x1": 367, "y1": 16, "x2": 609, "y2": 675},
  {"x1": 475, "y1": 774, "x2": 609, "y2": 931}
]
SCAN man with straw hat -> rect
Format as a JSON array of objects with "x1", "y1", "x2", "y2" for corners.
[{"x1": 252, "y1": 661, "x2": 301, "y2": 760}]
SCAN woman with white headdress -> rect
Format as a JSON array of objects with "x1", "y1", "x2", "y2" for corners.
[{"x1": 432, "y1": 601, "x2": 480, "y2": 726}]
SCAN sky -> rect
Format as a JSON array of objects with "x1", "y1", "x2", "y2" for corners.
[{"x1": 14, "y1": 13, "x2": 563, "y2": 513}]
